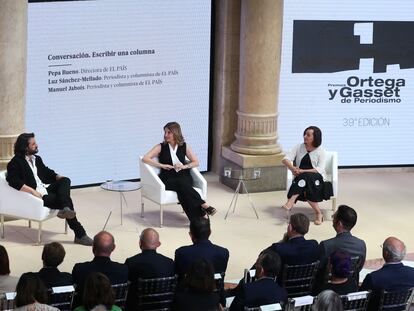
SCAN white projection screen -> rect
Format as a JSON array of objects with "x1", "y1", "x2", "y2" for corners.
[
  {"x1": 26, "y1": 0, "x2": 212, "y2": 186},
  {"x1": 278, "y1": 1, "x2": 414, "y2": 166}
]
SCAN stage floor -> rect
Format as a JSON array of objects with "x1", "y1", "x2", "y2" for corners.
[{"x1": 2, "y1": 167, "x2": 414, "y2": 286}]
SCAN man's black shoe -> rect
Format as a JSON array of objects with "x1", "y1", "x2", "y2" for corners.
[
  {"x1": 74, "y1": 235, "x2": 93, "y2": 246},
  {"x1": 57, "y1": 207, "x2": 76, "y2": 219}
]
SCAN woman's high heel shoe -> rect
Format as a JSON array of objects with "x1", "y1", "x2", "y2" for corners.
[{"x1": 314, "y1": 213, "x2": 324, "y2": 225}]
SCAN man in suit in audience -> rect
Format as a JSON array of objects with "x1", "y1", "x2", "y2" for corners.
[
  {"x1": 36, "y1": 242, "x2": 72, "y2": 288},
  {"x1": 267, "y1": 213, "x2": 319, "y2": 266},
  {"x1": 230, "y1": 250, "x2": 288, "y2": 310},
  {"x1": 264, "y1": 213, "x2": 320, "y2": 287},
  {"x1": 175, "y1": 217, "x2": 229, "y2": 281},
  {"x1": 317, "y1": 204, "x2": 366, "y2": 288},
  {"x1": 360, "y1": 236, "x2": 414, "y2": 311},
  {"x1": 6, "y1": 133, "x2": 92, "y2": 246},
  {"x1": 72, "y1": 231, "x2": 128, "y2": 306},
  {"x1": 124, "y1": 228, "x2": 175, "y2": 311}
]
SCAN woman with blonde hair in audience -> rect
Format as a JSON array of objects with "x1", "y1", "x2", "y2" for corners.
[
  {"x1": 14, "y1": 272, "x2": 58, "y2": 311},
  {"x1": 0, "y1": 244, "x2": 18, "y2": 293}
]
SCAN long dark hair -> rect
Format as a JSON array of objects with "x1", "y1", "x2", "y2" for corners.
[
  {"x1": 83, "y1": 272, "x2": 115, "y2": 310},
  {"x1": 0, "y1": 245, "x2": 10, "y2": 275},
  {"x1": 14, "y1": 133, "x2": 35, "y2": 157},
  {"x1": 15, "y1": 272, "x2": 48, "y2": 307},
  {"x1": 185, "y1": 258, "x2": 216, "y2": 293}
]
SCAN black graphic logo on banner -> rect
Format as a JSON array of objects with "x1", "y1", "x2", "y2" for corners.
[{"x1": 292, "y1": 21, "x2": 414, "y2": 73}]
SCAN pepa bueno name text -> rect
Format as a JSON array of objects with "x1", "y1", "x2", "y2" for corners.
[{"x1": 328, "y1": 76, "x2": 405, "y2": 103}]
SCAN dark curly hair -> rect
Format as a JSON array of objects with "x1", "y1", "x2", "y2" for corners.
[{"x1": 14, "y1": 133, "x2": 35, "y2": 157}]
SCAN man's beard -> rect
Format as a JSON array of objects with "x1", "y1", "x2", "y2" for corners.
[{"x1": 27, "y1": 148, "x2": 38, "y2": 155}]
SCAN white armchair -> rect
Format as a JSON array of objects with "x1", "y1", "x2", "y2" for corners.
[
  {"x1": 0, "y1": 171, "x2": 67, "y2": 244},
  {"x1": 286, "y1": 151, "x2": 338, "y2": 212},
  {"x1": 139, "y1": 157, "x2": 207, "y2": 227}
]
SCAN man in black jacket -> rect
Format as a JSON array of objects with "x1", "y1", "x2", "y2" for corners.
[
  {"x1": 124, "y1": 228, "x2": 175, "y2": 311},
  {"x1": 72, "y1": 231, "x2": 129, "y2": 307},
  {"x1": 37, "y1": 242, "x2": 73, "y2": 288},
  {"x1": 6, "y1": 133, "x2": 92, "y2": 245}
]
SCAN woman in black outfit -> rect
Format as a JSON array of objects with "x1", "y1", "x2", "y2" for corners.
[
  {"x1": 320, "y1": 249, "x2": 358, "y2": 295},
  {"x1": 142, "y1": 122, "x2": 216, "y2": 221}
]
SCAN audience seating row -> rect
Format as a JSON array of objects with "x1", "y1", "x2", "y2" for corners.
[
  {"x1": 225, "y1": 287, "x2": 413, "y2": 311},
  {"x1": 0, "y1": 282, "x2": 129, "y2": 311}
]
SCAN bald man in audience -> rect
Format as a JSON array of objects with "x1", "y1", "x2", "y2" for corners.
[
  {"x1": 72, "y1": 231, "x2": 128, "y2": 307},
  {"x1": 360, "y1": 237, "x2": 414, "y2": 311},
  {"x1": 124, "y1": 228, "x2": 175, "y2": 311}
]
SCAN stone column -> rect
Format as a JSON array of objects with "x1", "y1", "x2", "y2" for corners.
[
  {"x1": 211, "y1": 0, "x2": 241, "y2": 173},
  {"x1": 0, "y1": 0, "x2": 27, "y2": 171},
  {"x1": 221, "y1": 0, "x2": 285, "y2": 192}
]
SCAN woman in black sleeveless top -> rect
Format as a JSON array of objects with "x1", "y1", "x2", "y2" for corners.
[{"x1": 142, "y1": 122, "x2": 216, "y2": 221}]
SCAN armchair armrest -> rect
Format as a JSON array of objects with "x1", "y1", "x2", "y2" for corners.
[
  {"x1": 0, "y1": 171, "x2": 51, "y2": 221},
  {"x1": 190, "y1": 167, "x2": 207, "y2": 200},
  {"x1": 139, "y1": 157, "x2": 166, "y2": 203}
]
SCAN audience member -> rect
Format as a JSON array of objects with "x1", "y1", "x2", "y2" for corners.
[
  {"x1": 360, "y1": 236, "x2": 414, "y2": 311},
  {"x1": 266, "y1": 213, "x2": 319, "y2": 277},
  {"x1": 36, "y1": 242, "x2": 72, "y2": 288},
  {"x1": 320, "y1": 250, "x2": 358, "y2": 295},
  {"x1": 14, "y1": 272, "x2": 58, "y2": 311},
  {"x1": 312, "y1": 290, "x2": 343, "y2": 311},
  {"x1": 317, "y1": 205, "x2": 366, "y2": 288},
  {"x1": 0, "y1": 245, "x2": 18, "y2": 293},
  {"x1": 124, "y1": 228, "x2": 175, "y2": 311},
  {"x1": 74, "y1": 272, "x2": 121, "y2": 311},
  {"x1": 175, "y1": 217, "x2": 229, "y2": 281},
  {"x1": 229, "y1": 251, "x2": 288, "y2": 310},
  {"x1": 174, "y1": 258, "x2": 222, "y2": 311},
  {"x1": 72, "y1": 231, "x2": 128, "y2": 306}
]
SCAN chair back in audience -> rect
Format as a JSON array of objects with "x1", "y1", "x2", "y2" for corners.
[
  {"x1": 244, "y1": 269, "x2": 256, "y2": 284},
  {"x1": 214, "y1": 272, "x2": 225, "y2": 292},
  {"x1": 0, "y1": 292, "x2": 15, "y2": 311},
  {"x1": 286, "y1": 295, "x2": 314, "y2": 311},
  {"x1": 111, "y1": 281, "x2": 130, "y2": 309},
  {"x1": 137, "y1": 275, "x2": 177, "y2": 311},
  {"x1": 340, "y1": 291, "x2": 370, "y2": 311},
  {"x1": 48, "y1": 285, "x2": 76, "y2": 311},
  {"x1": 281, "y1": 261, "x2": 319, "y2": 298},
  {"x1": 244, "y1": 302, "x2": 282, "y2": 311},
  {"x1": 378, "y1": 287, "x2": 414, "y2": 310}
]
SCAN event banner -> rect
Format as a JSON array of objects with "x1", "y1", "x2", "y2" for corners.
[
  {"x1": 26, "y1": 0, "x2": 211, "y2": 185},
  {"x1": 278, "y1": 1, "x2": 414, "y2": 166}
]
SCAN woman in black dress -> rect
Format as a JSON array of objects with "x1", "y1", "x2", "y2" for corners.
[
  {"x1": 142, "y1": 122, "x2": 216, "y2": 221},
  {"x1": 282, "y1": 126, "x2": 333, "y2": 225}
]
